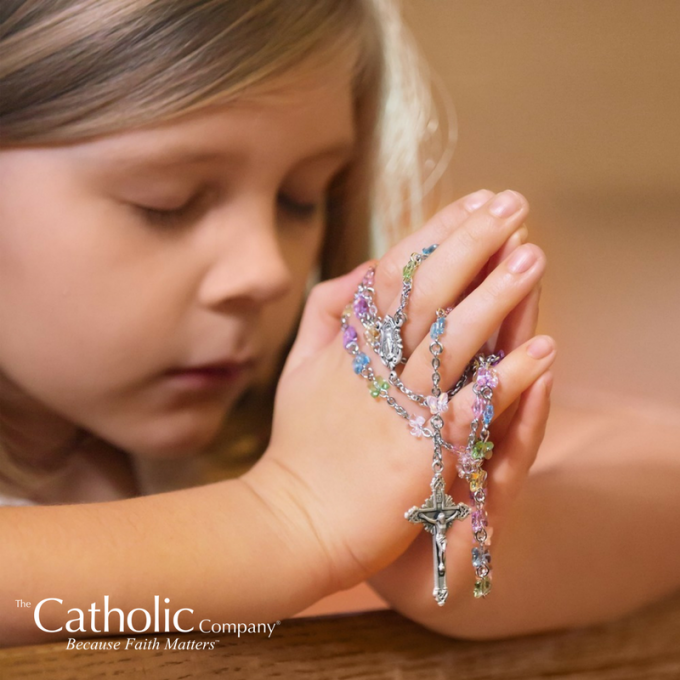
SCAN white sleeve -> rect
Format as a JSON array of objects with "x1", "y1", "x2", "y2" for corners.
[{"x1": 0, "y1": 492, "x2": 38, "y2": 506}]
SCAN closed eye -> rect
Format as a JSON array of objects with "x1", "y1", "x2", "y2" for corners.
[
  {"x1": 277, "y1": 194, "x2": 323, "y2": 220},
  {"x1": 135, "y1": 193, "x2": 323, "y2": 226}
]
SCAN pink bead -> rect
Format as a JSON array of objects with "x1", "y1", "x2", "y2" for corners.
[
  {"x1": 476, "y1": 366, "x2": 499, "y2": 388},
  {"x1": 471, "y1": 509, "x2": 488, "y2": 532},
  {"x1": 343, "y1": 325, "x2": 358, "y2": 349},
  {"x1": 354, "y1": 296, "x2": 369, "y2": 318},
  {"x1": 472, "y1": 396, "x2": 484, "y2": 418}
]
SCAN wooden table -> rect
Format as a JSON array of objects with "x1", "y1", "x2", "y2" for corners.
[{"x1": 2, "y1": 587, "x2": 680, "y2": 679}]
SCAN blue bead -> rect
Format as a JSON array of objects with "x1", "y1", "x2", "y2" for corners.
[
  {"x1": 422, "y1": 244, "x2": 438, "y2": 255},
  {"x1": 430, "y1": 317, "x2": 445, "y2": 339},
  {"x1": 353, "y1": 353, "x2": 370, "y2": 374},
  {"x1": 483, "y1": 403, "x2": 494, "y2": 425}
]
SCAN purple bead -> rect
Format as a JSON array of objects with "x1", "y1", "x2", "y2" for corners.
[
  {"x1": 354, "y1": 295, "x2": 369, "y2": 319},
  {"x1": 471, "y1": 509, "x2": 488, "y2": 532},
  {"x1": 472, "y1": 396, "x2": 484, "y2": 418},
  {"x1": 476, "y1": 366, "x2": 499, "y2": 388},
  {"x1": 343, "y1": 325, "x2": 358, "y2": 349}
]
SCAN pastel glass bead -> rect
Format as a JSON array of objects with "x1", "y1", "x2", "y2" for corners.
[
  {"x1": 430, "y1": 318, "x2": 445, "y2": 339},
  {"x1": 353, "y1": 296, "x2": 369, "y2": 319},
  {"x1": 476, "y1": 366, "x2": 499, "y2": 388},
  {"x1": 470, "y1": 469, "x2": 487, "y2": 491},
  {"x1": 471, "y1": 441, "x2": 494, "y2": 460},
  {"x1": 473, "y1": 576, "x2": 492, "y2": 598},
  {"x1": 472, "y1": 546, "x2": 491, "y2": 569},
  {"x1": 364, "y1": 325, "x2": 379, "y2": 343},
  {"x1": 473, "y1": 396, "x2": 484, "y2": 418},
  {"x1": 403, "y1": 260, "x2": 416, "y2": 281},
  {"x1": 353, "y1": 353, "x2": 370, "y2": 374},
  {"x1": 343, "y1": 325, "x2": 358, "y2": 348},
  {"x1": 369, "y1": 376, "x2": 389, "y2": 398},
  {"x1": 471, "y1": 509, "x2": 488, "y2": 532}
]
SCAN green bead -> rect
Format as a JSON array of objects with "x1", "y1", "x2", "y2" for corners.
[
  {"x1": 473, "y1": 576, "x2": 492, "y2": 598},
  {"x1": 472, "y1": 441, "x2": 494, "y2": 460},
  {"x1": 369, "y1": 377, "x2": 388, "y2": 399},
  {"x1": 403, "y1": 260, "x2": 416, "y2": 281}
]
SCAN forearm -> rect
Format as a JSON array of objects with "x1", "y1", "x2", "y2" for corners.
[
  {"x1": 0, "y1": 464, "x2": 330, "y2": 647},
  {"x1": 370, "y1": 404, "x2": 680, "y2": 639}
]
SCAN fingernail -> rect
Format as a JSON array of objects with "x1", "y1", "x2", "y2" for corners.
[
  {"x1": 527, "y1": 336, "x2": 555, "y2": 359},
  {"x1": 489, "y1": 190, "x2": 523, "y2": 218},
  {"x1": 464, "y1": 189, "x2": 492, "y2": 211},
  {"x1": 507, "y1": 244, "x2": 537, "y2": 273}
]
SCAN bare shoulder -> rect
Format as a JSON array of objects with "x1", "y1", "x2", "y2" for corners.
[{"x1": 533, "y1": 389, "x2": 680, "y2": 474}]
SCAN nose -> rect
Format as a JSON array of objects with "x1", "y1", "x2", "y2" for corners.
[{"x1": 196, "y1": 203, "x2": 294, "y2": 309}]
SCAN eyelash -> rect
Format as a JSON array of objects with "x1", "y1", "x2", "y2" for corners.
[{"x1": 137, "y1": 194, "x2": 322, "y2": 226}]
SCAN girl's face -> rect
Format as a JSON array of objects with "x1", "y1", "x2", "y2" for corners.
[{"x1": 0, "y1": 59, "x2": 356, "y2": 457}]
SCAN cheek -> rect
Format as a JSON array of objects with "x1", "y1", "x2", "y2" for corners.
[{"x1": 0, "y1": 192, "x2": 184, "y2": 411}]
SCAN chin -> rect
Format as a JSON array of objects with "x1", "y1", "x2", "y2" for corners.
[{"x1": 118, "y1": 408, "x2": 229, "y2": 459}]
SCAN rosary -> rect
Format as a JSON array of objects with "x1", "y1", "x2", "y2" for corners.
[{"x1": 341, "y1": 244, "x2": 504, "y2": 604}]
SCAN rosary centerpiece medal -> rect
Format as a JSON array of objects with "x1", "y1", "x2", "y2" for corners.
[{"x1": 376, "y1": 313, "x2": 404, "y2": 370}]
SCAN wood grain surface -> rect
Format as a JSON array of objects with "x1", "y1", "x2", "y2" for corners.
[{"x1": 2, "y1": 588, "x2": 679, "y2": 679}]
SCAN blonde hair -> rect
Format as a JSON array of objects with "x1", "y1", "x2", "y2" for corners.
[{"x1": 0, "y1": 0, "x2": 456, "y2": 494}]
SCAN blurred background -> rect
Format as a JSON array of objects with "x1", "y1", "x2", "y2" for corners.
[
  {"x1": 293, "y1": 0, "x2": 679, "y2": 618},
  {"x1": 402, "y1": 0, "x2": 679, "y2": 411}
]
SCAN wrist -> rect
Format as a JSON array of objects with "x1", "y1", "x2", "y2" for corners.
[{"x1": 241, "y1": 455, "x2": 340, "y2": 607}]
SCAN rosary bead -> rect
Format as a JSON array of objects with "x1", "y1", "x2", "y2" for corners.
[
  {"x1": 369, "y1": 376, "x2": 389, "y2": 398},
  {"x1": 471, "y1": 441, "x2": 494, "y2": 460},
  {"x1": 472, "y1": 545, "x2": 491, "y2": 569},
  {"x1": 430, "y1": 317, "x2": 445, "y2": 339},
  {"x1": 471, "y1": 508, "x2": 488, "y2": 532},
  {"x1": 473, "y1": 576, "x2": 492, "y2": 598},
  {"x1": 354, "y1": 295, "x2": 369, "y2": 319},
  {"x1": 426, "y1": 392, "x2": 449, "y2": 415},
  {"x1": 403, "y1": 259, "x2": 417, "y2": 281},
  {"x1": 469, "y1": 469, "x2": 487, "y2": 491},
  {"x1": 473, "y1": 396, "x2": 484, "y2": 418},
  {"x1": 483, "y1": 402, "x2": 494, "y2": 425},
  {"x1": 476, "y1": 366, "x2": 499, "y2": 388},
  {"x1": 364, "y1": 325, "x2": 380, "y2": 343},
  {"x1": 343, "y1": 325, "x2": 358, "y2": 349},
  {"x1": 353, "y1": 353, "x2": 370, "y2": 374},
  {"x1": 422, "y1": 244, "x2": 438, "y2": 255},
  {"x1": 408, "y1": 415, "x2": 427, "y2": 437}
]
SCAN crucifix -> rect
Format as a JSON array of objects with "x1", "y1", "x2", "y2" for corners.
[{"x1": 405, "y1": 474, "x2": 471, "y2": 606}]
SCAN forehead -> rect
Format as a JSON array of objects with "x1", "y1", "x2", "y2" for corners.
[{"x1": 73, "y1": 56, "x2": 358, "y2": 169}]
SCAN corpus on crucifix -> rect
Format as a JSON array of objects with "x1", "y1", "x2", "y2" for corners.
[{"x1": 405, "y1": 474, "x2": 471, "y2": 606}]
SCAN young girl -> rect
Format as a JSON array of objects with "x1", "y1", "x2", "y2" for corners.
[{"x1": 0, "y1": 0, "x2": 562, "y2": 647}]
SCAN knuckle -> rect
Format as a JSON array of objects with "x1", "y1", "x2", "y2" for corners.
[{"x1": 457, "y1": 220, "x2": 486, "y2": 251}]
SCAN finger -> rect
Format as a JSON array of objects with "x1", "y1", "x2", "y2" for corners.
[
  {"x1": 284, "y1": 259, "x2": 375, "y2": 374},
  {"x1": 440, "y1": 333, "x2": 556, "y2": 451},
  {"x1": 480, "y1": 370, "x2": 553, "y2": 545},
  {"x1": 400, "y1": 243, "x2": 546, "y2": 397},
  {"x1": 372, "y1": 189, "x2": 495, "y2": 316},
  {"x1": 459, "y1": 223, "x2": 529, "y2": 314},
  {"x1": 487, "y1": 279, "x2": 542, "y2": 442},
  {"x1": 383, "y1": 190, "x2": 530, "y2": 358}
]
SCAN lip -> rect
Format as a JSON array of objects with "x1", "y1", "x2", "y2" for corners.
[{"x1": 164, "y1": 358, "x2": 256, "y2": 390}]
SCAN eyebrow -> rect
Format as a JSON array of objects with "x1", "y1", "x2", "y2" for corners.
[{"x1": 103, "y1": 141, "x2": 356, "y2": 171}]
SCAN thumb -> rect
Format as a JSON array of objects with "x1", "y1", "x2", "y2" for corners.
[{"x1": 284, "y1": 259, "x2": 376, "y2": 375}]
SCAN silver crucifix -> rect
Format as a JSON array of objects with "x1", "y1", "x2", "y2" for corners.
[{"x1": 405, "y1": 474, "x2": 471, "y2": 606}]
